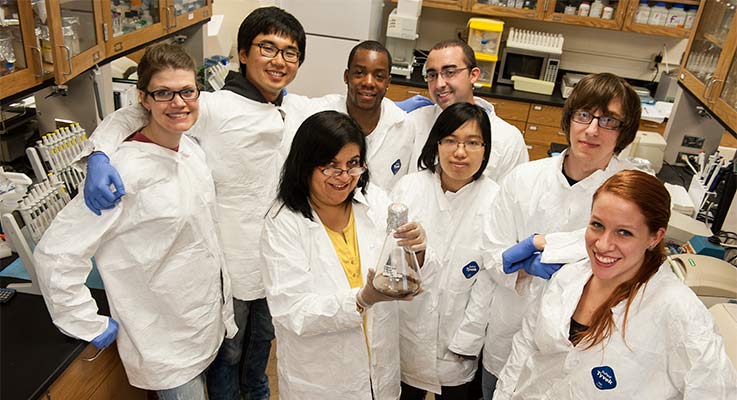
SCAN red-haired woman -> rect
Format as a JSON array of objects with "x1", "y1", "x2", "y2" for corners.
[{"x1": 493, "y1": 170, "x2": 737, "y2": 399}]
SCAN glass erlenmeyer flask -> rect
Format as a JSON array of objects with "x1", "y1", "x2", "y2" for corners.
[{"x1": 373, "y1": 203, "x2": 422, "y2": 297}]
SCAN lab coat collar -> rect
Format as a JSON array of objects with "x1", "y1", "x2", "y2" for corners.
[
  {"x1": 222, "y1": 70, "x2": 284, "y2": 106},
  {"x1": 473, "y1": 96, "x2": 498, "y2": 119},
  {"x1": 556, "y1": 149, "x2": 630, "y2": 191},
  {"x1": 304, "y1": 187, "x2": 376, "y2": 229},
  {"x1": 119, "y1": 135, "x2": 194, "y2": 161}
]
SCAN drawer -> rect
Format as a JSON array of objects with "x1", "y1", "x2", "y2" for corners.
[
  {"x1": 525, "y1": 140, "x2": 552, "y2": 161},
  {"x1": 525, "y1": 123, "x2": 567, "y2": 144},
  {"x1": 507, "y1": 119, "x2": 527, "y2": 133},
  {"x1": 483, "y1": 97, "x2": 530, "y2": 122},
  {"x1": 385, "y1": 84, "x2": 430, "y2": 102},
  {"x1": 48, "y1": 343, "x2": 121, "y2": 399},
  {"x1": 638, "y1": 119, "x2": 666, "y2": 135},
  {"x1": 528, "y1": 104, "x2": 564, "y2": 127}
]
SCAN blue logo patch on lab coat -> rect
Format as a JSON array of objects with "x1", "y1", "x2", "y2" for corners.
[
  {"x1": 462, "y1": 261, "x2": 479, "y2": 279},
  {"x1": 591, "y1": 366, "x2": 617, "y2": 390},
  {"x1": 391, "y1": 159, "x2": 401, "y2": 175}
]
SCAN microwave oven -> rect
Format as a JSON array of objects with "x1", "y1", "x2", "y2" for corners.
[{"x1": 497, "y1": 47, "x2": 560, "y2": 85}]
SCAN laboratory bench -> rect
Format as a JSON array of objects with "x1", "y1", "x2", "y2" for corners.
[{"x1": 0, "y1": 276, "x2": 145, "y2": 400}]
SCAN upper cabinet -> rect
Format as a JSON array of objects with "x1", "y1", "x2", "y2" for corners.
[
  {"x1": 0, "y1": 1, "x2": 49, "y2": 99},
  {"x1": 425, "y1": 0, "x2": 704, "y2": 37},
  {"x1": 679, "y1": 0, "x2": 737, "y2": 133},
  {"x1": 1, "y1": 0, "x2": 211, "y2": 101}
]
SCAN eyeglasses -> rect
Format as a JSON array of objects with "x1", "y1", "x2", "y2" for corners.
[
  {"x1": 252, "y1": 42, "x2": 301, "y2": 63},
  {"x1": 320, "y1": 166, "x2": 367, "y2": 177},
  {"x1": 424, "y1": 66, "x2": 470, "y2": 82},
  {"x1": 146, "y1": 88, "x2": 200, "y2": 102},
  {"x1": 438, "y1": 137, "x2": 485, "y2": 151},
  {"x1": 571, "y1": 110, "x2": 623, "y2": 130}
]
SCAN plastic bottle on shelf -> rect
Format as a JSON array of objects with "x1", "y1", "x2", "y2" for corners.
[
  {"x1": 602, "y1": 5, "x2": 614, "y2": 20},
  {"x1": 684, "y1": 7, "x2": 698, "y2": 29},
  {"x1": 647, "y1": 2, "x2": 668, "y2": 26},
  {"x1": 634, "y1": 0, "x2": 650, "y2": 24},
  {"x1": 578, "y1": 1, "x2": 591, "y2": 17},
  {"x1": 666, "y1": 4, "x2": 687, "y2": 28},
  {"x1": 564, "y1": 5, "x2": 576, "y2": 14},
  {"x1": 590, "y1": 0, "x2": 604, "y2": 18}
]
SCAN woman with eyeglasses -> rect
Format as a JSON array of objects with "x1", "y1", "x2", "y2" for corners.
[
  {"x1": 493, "y1": 170, "x2": 737, "y2": 399},
  {"x1": 391, "y1": 102, "x2": 498, "y2": 399},
  {"x1": 478, "y1": 73, "x2": 644, "y2": 399},
  {"x1": 260, "y1": 110, "x2": 427, "y2": 400},
  {"x1": 34, "y1": 43, "x2": 237, "y2": 399}
]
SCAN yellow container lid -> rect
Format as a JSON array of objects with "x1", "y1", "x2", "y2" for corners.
[
  {"x1": 468, "y1": 18, "x2": 504, "y2": 32},
  {"x1": 475, "y1": 52, "x2": 499, "y2": 62}
]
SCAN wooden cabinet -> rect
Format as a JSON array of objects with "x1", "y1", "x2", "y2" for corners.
[
  {"x1": 678, "y1": 0, "x2": 737, "y2": 134},
  {"x1": 525, "y1": 104, "x2": 565, "y2": 160},
  {"x1": 0, "y1": 1, "x2": 50, "y2": 99},
  {"x1": 386, "y1": 83, "x2": 430, "y2": 101},
  {"x1": 0, "y1": 0, "x2": 211, "y2": 102},
  {"x1": 483, "y1": 96, "x2": 529, "y2": 132},
  {"x1": 426, "y1": 0, "x2": 704, "y2": 38},
  {"x1": 44, "y1": 343, "x2": 146, "y2": 400}
]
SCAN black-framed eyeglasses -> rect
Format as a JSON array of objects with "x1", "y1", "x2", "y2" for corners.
[
  {"x1": 252, "y1": 42, "x2": 301, "y2": 63},
  {"x1": 438, "y1": 137, "x2": 485, "y2": 151},
  {"x1": 320, "y1": 166, "x2": 366, "y2": 177},
  {"x1": 146, "y1": 88, "x2": 200, "y2": 102},
  {"x1": 571, "y1": 110, "x2": 623, "y2": 130},
  {"x1": 424, "y1": 66, "x2": 470, "y2": 82}
]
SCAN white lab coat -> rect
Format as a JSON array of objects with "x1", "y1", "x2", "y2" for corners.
[
  {"x1": 493, "y1": 260, "x2": 737, "y2": 399},
  {"x1": 34, "y1": 137, "x2": 237, "y2": 390},
  {"x1": 260, "y1": 186, "x2": 401, "y2": 400},
  {"x1": 391, "y1": 170, "x2": 498, "y2": 393},
  {"x1": 481, "y1": 151, "x2": 636, "y2": 377},
  {"x1": 89, "y1": 91, "x2": 304, "y2": 301},
  {"x1": 407, "y1": 97, "x2": 528, "y2": 182},
  {"x1": 283, "y1": 94, "x2": 413, "y2": 191}
]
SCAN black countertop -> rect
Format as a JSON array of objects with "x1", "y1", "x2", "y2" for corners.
[
  {"x1": 391, "y1": 68, "x2": 567, "y2": 107},
  {"x1": 0, "y1": 277, "x2": 110, "y2": 400}
]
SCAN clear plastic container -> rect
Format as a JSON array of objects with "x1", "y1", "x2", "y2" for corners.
[
  {"x1": 0, "y1": 29, "x2": 15, "y2": 76},
  {"x1": 590, "y1": 0, "x2": 604, "y2": 18},
  {"x1": 666, "y1": 4, "x2": 686, "y2": 28},
  {"x1": 647, "y1": 2, "x2": 668, "y2": 26},
  {"x1": 467, "y1": 18, "x2": 504, "y2": 57},
  {"x1": 635, "y1": 0, "x2": 651, "y2": 24},
  {"x1": 684, "y1": 7, "x2": 698, "y2": 29}
]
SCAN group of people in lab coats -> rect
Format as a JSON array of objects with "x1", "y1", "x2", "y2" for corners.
[{"x1": 32, "y1": 5, "x2": 736, "y2": 400}]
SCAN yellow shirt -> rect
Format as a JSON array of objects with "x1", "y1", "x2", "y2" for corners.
[{"x1": 324, "y1": 208, "x2": 363, "y2": 288}]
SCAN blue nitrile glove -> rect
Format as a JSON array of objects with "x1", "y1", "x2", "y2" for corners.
[
  {"x1": 502, "y1": 234, "x2": 539, "y2": 273},
  {"x1": 84, "y1": 152, "x2": 125, "y2": 216},
  {"x1": 517, "y1": 253, "x2": 563, "y2": 280},
  {"x1": 395, "y1": 95, "x2": 433, "y2": 112},
  {"x1": 91, "y1": 317, "x2": 118, "y2": 350}
]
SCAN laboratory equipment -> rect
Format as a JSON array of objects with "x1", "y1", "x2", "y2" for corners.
[
  {"x1": 385, "y1": 0, "x2": 422, "y2": 79},
  {"x1": 669, "y1": 254, "x2": 737, "y2": 308},
  {"x1": 373, "y1": 203, "x2": 422, "y2": 298},
  {"x1": 0, "y1": 287, "x2": 15, "y2": 303},
  {"x1": 709, "y1": 303, "x2": 737, "y2": 367},
  {"x1": 663, "y1": 88, "x2": 724, "y2": 165},
  {"x1": 618, "y1": 130, "x2": 667, "y2": 173},
  {"x1": 271, "y1": 0, "x2": 386, "y2": 96},
  {"x1": 497, "y1": 28, "x2": 563, "y2": 86},
  {"x1": 26, "y1": 122, "x2": 88, "y2": 195},
  {"x1": 467, "y1": 18, "x2": 503, "y2": 88}
]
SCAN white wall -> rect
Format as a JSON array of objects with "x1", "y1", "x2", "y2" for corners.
[
  {"x1": 212, "y1": 0, "x2": 261, "y2": 58},
  {"x1": 409, "y1": 7, "x2": 687, "y2": 81}
]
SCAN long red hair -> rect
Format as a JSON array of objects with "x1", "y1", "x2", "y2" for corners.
[{"x1": 575, "y1": 170, "x2": 671, "y2": 349}]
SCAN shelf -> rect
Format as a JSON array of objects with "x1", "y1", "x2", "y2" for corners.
[
  {"x1": 656, "y1": 0, "x2": 700, "y2": 5},
  {"x1": 703, "y1": 33, "x2": 726, "y2": 48},
  {"x1": 545, "y1": 13, "x2": 622, "y2": 30},
  {"x1": 624, "y1": 22, "x2": 693, "y2": 38},
  {"x1": 471, "y1": 3, "x2": 539, "y2": 19}
]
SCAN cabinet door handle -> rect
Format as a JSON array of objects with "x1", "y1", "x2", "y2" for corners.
[
  {"x1": 407, "y1": 90, "x2": 421, "y2": 95},
  {"x1": 60, "y1": 45, "x2": 73, "y2": 76},
  {"x1": 82, "y1": 346, "x2": 106, "y2": 362},
  {"x1": 528, "y1": 125, "x2": 538, "y2": 131},
  {"x1": 703, "y1": 77, "x2": 713, "y2": 100},
  {"x1": 31, "y1": 46, "x2": 43, "y2": 78},
  {"x1": 708, "y1": 78, "x2": 723, "y2": 103},
  {"x1": 557, "y1": 131, "x2": 565, "y2": 136},
  {"x1": 533, "y1": 105, "x2": 543, "y2": 111}
]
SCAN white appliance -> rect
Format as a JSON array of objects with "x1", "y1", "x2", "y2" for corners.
[{"x1": 270, "y1": 0, "x2": 385, "y2": 97}]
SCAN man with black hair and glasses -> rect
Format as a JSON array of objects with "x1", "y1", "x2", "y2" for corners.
[
  {"x1": 80, "y1": 6, "x2": 306, "y2": 400},
  {"x1": 406, "y1": 39, "x2": 528, "y2": 183}
]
